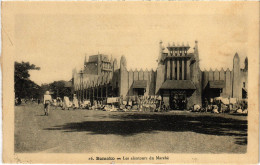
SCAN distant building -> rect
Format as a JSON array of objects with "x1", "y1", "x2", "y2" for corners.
[
  {"x1": 72, "y1": 41, "x2": 248, "y2": 109},
  {"x1": 83, "y1": 54, "x2": 113, "y2": 75}
]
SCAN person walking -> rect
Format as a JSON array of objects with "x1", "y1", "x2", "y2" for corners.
[{"x1": 43, "y1": 91, "x2": 52, "y2": 116}]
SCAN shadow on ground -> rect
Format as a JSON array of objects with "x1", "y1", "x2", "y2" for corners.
[{"x1": 45, "y1": 113, "x2": 247, "y2": 145}]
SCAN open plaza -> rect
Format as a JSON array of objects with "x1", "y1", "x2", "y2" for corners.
[{"x1": 15, "y1": 102, "x2": 247, "y2": 153}]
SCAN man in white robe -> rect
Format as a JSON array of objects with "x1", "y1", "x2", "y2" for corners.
[{"x1": 43, "y1": 91, "x2": 52, "y2": 116}]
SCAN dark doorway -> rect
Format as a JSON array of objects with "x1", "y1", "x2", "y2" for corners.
[
  {"x1": 206, "y1": 88, "x2": 221, "y2": 99},
  {"x1": 169, "y1": 90, "x2": 187, "y2": 110},
  {"x1": 242, "y1": 88, "x2": 247, "y2": 99},
  {"x1": 134, "y1": 88, "x2": 145, "y2": 96}
]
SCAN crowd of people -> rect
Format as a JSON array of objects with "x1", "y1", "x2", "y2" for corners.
[
  {"x1": 191, "y1": 97, "x2": 248, "y2": 114},
  {"x1": 16, "y1": 91, "x2": 248, "y2": 116},
  {"x1": 53, "y1": 95, "x2": 166, "y2": 112},
  {"x1": 39, "y1": 92, "x2": 173, "y2": 114}
]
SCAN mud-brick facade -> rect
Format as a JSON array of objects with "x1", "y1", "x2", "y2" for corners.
[
  {"x1": 155, "y1": 41, "x2": 202, "y2": 109},
  {"x1": 72, "y1": 41, "x2": 248, "y2": 109},
  {"x1": 201, "y1": 53, "x2": 248, "y2": 101}
]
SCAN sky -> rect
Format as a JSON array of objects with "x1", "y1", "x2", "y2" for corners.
[{"x1": 13, "y1": 2, "x2": 249, "y2": 85}]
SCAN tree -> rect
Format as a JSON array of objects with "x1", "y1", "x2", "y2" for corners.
[
  {"x1": 48, "y1": 80, "x2": 72, "y2": 99},
  {"x1": 14, "y1": 61, "x2": 41, "y2": 99}
]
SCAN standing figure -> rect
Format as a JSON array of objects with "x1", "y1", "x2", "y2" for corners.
[
  {"x1": 73, "y1": 94, "x2": 79, "y2": 109},
  {"x1": 63, "y1": 96, "x2": 71, "y2": 110},
  {"x1": 43, "y1": 91, "x2": 52, "y2": 116}
]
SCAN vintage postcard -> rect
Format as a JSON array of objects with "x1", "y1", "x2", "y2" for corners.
[{"x1": 2, "y1": 1, "x2": 259, "y2": 164}]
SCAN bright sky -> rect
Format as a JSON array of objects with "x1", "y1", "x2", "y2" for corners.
[{"x1": 13, "y1": 2, "x2": 249, "y2": 85}]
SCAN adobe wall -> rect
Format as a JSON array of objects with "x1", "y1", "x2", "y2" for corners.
[
  {"x1": 119, "y1": 67, "x2": 157, "y2": 97},
  {"x1": 85, "y1": 63, "x2": 98, "y2": 75},
  {"x1": 201, "y1": 68, "x2": 233, "y2": 98}
]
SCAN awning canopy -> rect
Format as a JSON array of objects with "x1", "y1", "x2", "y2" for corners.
[
  {"x1": 132, "y1": 80, "x2": 147, "y2": 89},
  {"x1": 208, "y1": 80, "x2": 225, "y2": 89},
  {"x1": 160, "y1": 80, "x2": 196, "y2": 90}
]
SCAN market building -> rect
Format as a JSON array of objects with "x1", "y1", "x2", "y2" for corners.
[{"x1": 72, "y1": 41, "x2": 248, "y2": 110}]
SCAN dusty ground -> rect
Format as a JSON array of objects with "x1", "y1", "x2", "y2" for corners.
[{"x1": 15, "y1": 103, "x2": 247, "y2": 153}]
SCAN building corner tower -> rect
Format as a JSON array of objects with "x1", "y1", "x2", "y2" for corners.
[
  {"x1": 232, "y1": 53, "x2": 241, "y2": 99},
  {"x1": 119, "y1": 56, "x2": 128, "y2": 97},
  {"x1": 190, "y1": 40, "x2": 202, "y2": 106},
  {"x1": 155, "y1": 40, "x2": 166, "y2": 94}
]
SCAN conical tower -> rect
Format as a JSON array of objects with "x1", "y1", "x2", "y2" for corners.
[
  {"x1": 232, "y1": 53, "x2": 241, "y2": 99},
  {"x1": 158, "y1": 40, "x2": 163, "y2": 63},
  {"x1": 194, "y1": 40, "x2": 200, "y2": 68},
  {"x1": 244, "y1": 56, "x2": 248, "y2": 71},
  {"x1": 190, "y1": 40, "x2": 202, "y2": 107},
  {"x1": 155, "y1": 40, "x2": 166, "y2": 94},
  {"x1": 119, "y1": 55, "x2": 128, "y2": 97}
]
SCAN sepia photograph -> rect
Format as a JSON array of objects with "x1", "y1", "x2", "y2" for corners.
[{"x1": 2, "y1": 1, "x2": 259, "y2": 164}]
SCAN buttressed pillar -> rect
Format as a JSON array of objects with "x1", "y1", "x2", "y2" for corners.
[
  {"x1": 167, "y1": 60, "x2": 171, "y2": 80},
  {"x1": 177, "y1": 60, "x2": 180, "y2": 80},
  {"x1": 232, "y1": 53, "x2": 241, "y2": 99},
  {"x1": 171, "y1": 60, "x2": 175, "y2": 80},
  {"x1": 182, "y1": 59, "x2": 185, "y2": 80},
  {"x1": 186, "y1": 59, "x2": 190, "y2": 80},
  {"x1": 119, "y1": 56, "x2": 128, "y2": 97}
]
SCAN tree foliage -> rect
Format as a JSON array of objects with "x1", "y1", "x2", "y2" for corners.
[
  {"x1": 48, "y1": 81, "x2": 72, "y2": 99},
  {"x1": 14, "y1": 61, "x2": 41, "y2": 99},
  {"x1": 40, "y1": 80, "x2": 72, "y2": 99}
]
